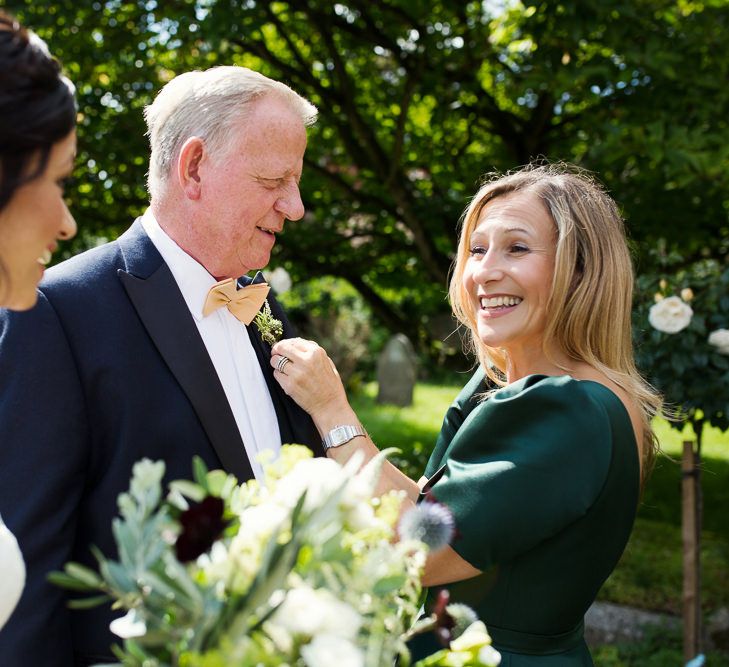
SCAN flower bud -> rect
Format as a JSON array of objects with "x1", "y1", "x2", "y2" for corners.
[
  {"x1": 659, "y1": 278, "x2": 668, "y2": 290},
  {"x1": 681, "y1": 287, "x2": 694, "y2": 302},
  {"x1": 654, "y1": 293, "x2": 663, "y2": 303}
]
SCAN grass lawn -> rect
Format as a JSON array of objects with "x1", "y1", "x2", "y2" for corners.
[{"x1": 351, "y1": 381, "x2": 729, "y2": 663}]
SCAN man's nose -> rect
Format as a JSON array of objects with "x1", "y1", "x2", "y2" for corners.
[{"x1": 275, "y1": 183, "x2": 305, "y2": 221}]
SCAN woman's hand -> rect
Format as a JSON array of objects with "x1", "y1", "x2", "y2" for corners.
[{"x1": 270, "y1": 338, "x2": 353, "y2": 430}]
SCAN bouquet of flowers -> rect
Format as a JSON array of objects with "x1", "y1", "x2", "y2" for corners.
[{"x1": 51, "y1": 445, "x2": 499, "y2": 667}]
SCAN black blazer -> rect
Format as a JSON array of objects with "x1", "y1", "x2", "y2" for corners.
[{"x1": 0, "y1": 220, "x2": 322, "y2": 666}]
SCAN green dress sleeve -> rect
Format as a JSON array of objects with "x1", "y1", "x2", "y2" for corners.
[
  {"x1": 423, "y1": 367, "x2": 488, "y2": 479},
  {"x1": 427, "y1": 374, "x2": 618, "y2": 571}
]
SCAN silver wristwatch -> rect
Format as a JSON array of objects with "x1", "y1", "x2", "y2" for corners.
[{"x1": 322, "y1": 424, "x2": 367, "y2": 451}]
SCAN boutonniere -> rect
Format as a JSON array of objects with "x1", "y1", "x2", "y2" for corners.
[{"x1": 253, "y1": 300, "x2": 283, "y2": 346}]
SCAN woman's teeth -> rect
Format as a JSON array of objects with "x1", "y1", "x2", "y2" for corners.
[
  {"x1": 37, "y1": 249, "x2": 52, "y2": 266},
  {"x1": 480, "y1": 296, "x2": 522, "y2": 308}
]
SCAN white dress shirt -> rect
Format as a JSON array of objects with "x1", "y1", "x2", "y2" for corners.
[{"x1": 141, "y1": 209, "x2": 281, "y2": 479}]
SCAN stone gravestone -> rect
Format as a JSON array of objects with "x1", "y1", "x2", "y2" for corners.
[{"x1": 376, "y1": 334, "x2": 417, "y2": 406}]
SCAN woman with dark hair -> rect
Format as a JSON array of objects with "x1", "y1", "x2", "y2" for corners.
[
  {"x1": 0, "y1": 11, "x2": 77, "y2": 310},
  {"x1": 0, "y1": 10, "x2": 77, "y2": 635}
]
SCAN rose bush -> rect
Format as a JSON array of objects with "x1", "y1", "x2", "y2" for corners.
[{"x1": 634, "y1": 256, "x2": 729, "y2": 443}]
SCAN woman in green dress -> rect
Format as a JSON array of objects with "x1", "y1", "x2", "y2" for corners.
[{"x1": 270, "y1": 163, "x2": 663, "y2": 665}]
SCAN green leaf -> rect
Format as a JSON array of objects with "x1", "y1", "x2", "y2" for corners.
[
  {"x1": 67, "y1": 593, "x2": 114, "y2": 609},
  {"x1": 65, "y1": 561, "x2": 105, "y2": 587},
  {"x1": 205, "y1": 470, "x2": 230, "y2": 497},
  {"x1": 192, "y1": 456, "x2": 210, "y2": 490},
  {"x1": 169, "y1": 480, "x2": 206, "y2": 503},
  {"x1": 373, "y1": 574, "x2": 408, "y2": 595},
  {"x1": 47, "y1": 570, "x2": 100, "y2": 592}
]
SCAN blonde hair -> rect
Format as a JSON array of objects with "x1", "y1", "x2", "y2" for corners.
[
  {"x1": 144, "y1": 65, "x2": 317, "y2": 199},
  {"x1": 449, "y1": 163, "x2": 661, "y2": 478}
]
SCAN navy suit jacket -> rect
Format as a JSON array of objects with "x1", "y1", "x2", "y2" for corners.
[{"x1": 0, "y1": 220, "x2": 322, "y2": 665}]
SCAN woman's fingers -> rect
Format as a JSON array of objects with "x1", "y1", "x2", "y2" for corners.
[{"x1": 269, "y1": 339, "x2": 346, "y2": 416}]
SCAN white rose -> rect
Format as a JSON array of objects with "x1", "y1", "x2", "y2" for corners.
[
  {"x1": 266, "y1": 267, "x2": 292, "y2": 294},
  {"x1": 648, "y1": 295, "x2": 693, "y2": 333},
  {"x1": 301, "y1": 634, "x2": 364, "y2": 667},
  {"x1": 708, "y1": 329, "x2": 729, "y2": 355},
  {"x1": 0, "y1": 516, "x2": 25, "y2": 630},
  {"x1": 270, "y1": 586, "x2": 362, "y2": 639}
]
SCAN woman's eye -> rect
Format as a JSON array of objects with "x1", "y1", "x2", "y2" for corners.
[
  {"x1": 510, "y1": 244, "x2": 529, "y2": 254},
  {"x1": 469, "y1": 246, "x2": 487, "y2": 257}
]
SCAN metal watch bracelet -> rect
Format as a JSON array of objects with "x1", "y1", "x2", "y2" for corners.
[{"x1": 322, "y1": 424, "x2": 367, "y2": 451}]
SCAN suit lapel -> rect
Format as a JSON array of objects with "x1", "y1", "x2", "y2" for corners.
[{"x1": 116, "y1": 222, "x2": 254, "y2": 481}]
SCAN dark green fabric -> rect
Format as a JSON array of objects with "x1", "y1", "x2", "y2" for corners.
[{"x1": 418, "y1": 372, "x2": 640, "y2": 666}]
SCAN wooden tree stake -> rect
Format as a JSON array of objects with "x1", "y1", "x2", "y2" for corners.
[{"x1": 682, "y1": 439, "x2": 701, "y2": 663}]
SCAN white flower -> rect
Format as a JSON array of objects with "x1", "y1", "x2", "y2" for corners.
[
  {"x1": 301, "y1": 634, "x2": 364, "y2": 667},
  {"x1": 0, "y1": 516, "x2": 25, "y2": 630},
  {"x1": 110, "y1": 609, "x2": 146, "y2": 638},
  {"x1": 267, "y1": 267, "x2": 292, "y2": 294},
  {"x1": 648, "y1": 295, "x2": 693, "y2": 333},
  {"x1": 269, "y1": 586, "x2": 362, "y2": 640},
  {"x1": 273, "y1": 457, "x2": 348, "y2": 512},
  {"x1": 450, "y1": 621, "x2": 493, "y2": 651},
  {"x1": 219, "y1": 504, "x2": 290, "y2": 593},
  {"x1": 478, "y1": 644, "x2": 502, "y2": 666},
  {"x1": 129, "y1": 458, "x2": 165, "y2": 496},
  {"x1": 708, "y1": 329, "x2": 729, "y2": 355}
]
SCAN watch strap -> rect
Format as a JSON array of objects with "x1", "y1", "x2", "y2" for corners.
[{"x1": 322, "y1": 424, "x2": 367, "y2": 451}]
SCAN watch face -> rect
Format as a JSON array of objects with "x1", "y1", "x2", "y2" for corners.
[{"x1": 324, "y1": 425, "x2": 363, "y2": 450}]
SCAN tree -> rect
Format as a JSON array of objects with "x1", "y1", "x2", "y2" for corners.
[{"x1": 9, "y1": 0, "x2": 729, "y2": 353}]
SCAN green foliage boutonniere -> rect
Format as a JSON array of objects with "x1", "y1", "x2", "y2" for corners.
[{"x1": 253, "y1": 300, "x2": 283, "y2": 346}]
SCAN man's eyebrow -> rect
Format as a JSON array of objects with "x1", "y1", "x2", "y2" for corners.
[{"x1": 257, "y1": 169, "x2": 301, "y2": 181}]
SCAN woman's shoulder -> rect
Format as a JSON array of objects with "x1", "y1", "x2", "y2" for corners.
[{"x1": 491, "y1": 372, "x2": 626, "y2": 417}]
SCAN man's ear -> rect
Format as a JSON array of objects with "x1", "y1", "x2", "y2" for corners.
[{"x1": 177, "y1": 136, "x2": 205, "y2": 200}]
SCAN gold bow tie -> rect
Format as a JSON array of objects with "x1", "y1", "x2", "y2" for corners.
[{"x1": 202, "y1": 277, "x2": 270, "y2": 325}]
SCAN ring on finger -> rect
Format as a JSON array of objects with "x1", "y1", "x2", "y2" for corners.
[{"x1": 277, "y1": 355, "x2": 291, "y2": 375}]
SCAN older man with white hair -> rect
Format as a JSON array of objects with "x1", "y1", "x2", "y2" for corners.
[{"x1": 0, "y1": 66, "x2": 323, "y2": 665}]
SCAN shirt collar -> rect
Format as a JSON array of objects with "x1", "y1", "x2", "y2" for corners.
[{"x1": 140, "y1": 209, "x2": 216, "y2": 322}]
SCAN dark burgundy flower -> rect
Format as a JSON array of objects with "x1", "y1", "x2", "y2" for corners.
[{"x1": 175, "y1": 496, "x2": 228, "y2": 563}]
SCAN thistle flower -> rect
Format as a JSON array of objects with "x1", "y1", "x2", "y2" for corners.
[
  {"x1": 398, "y1": 499, "x2": 455, "y2": 552},
  {"x1": 445, "y1": 602, "x2": 479, "y2": 640}
]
